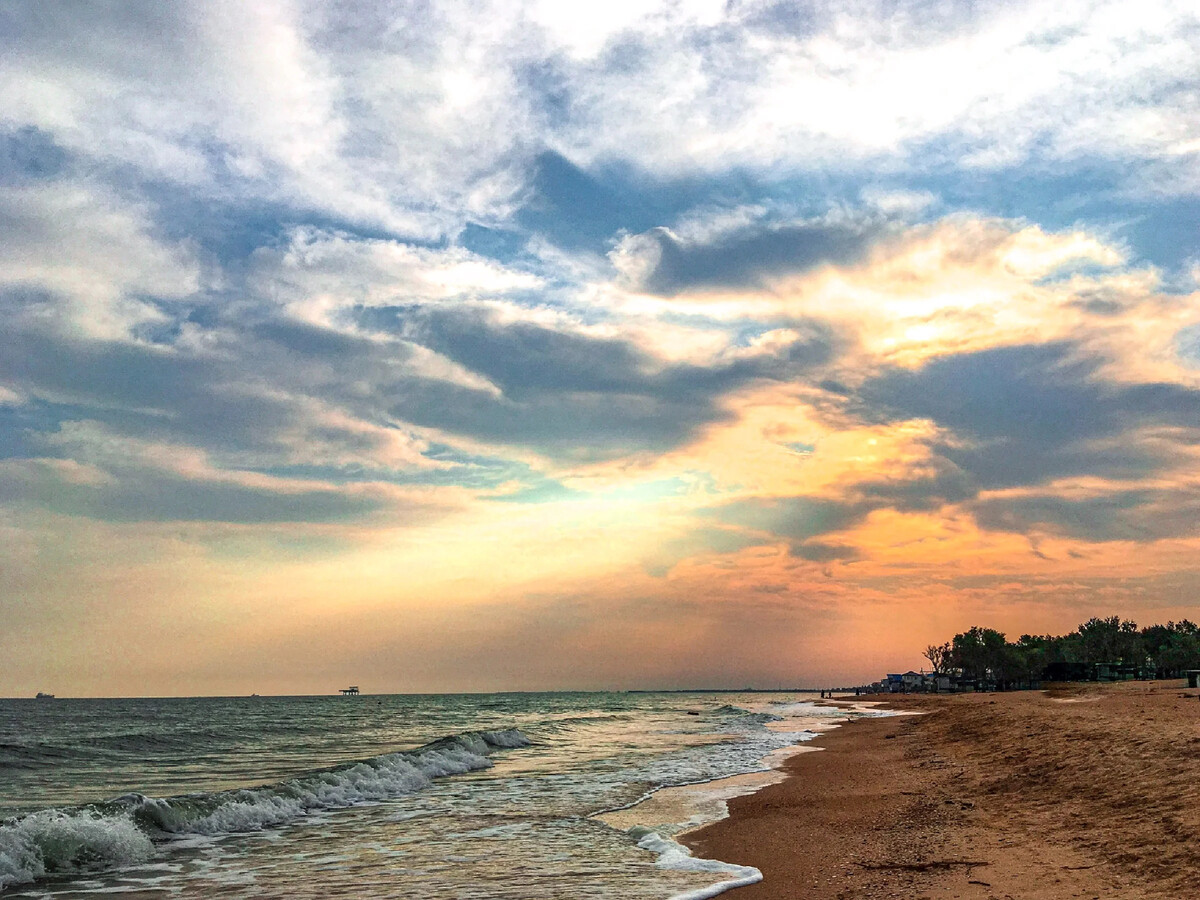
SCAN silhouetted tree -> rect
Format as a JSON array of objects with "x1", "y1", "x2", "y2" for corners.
[
  {"x1": 924, "y1": 642, "x2": 951, "y2": 673},
  {"x1": 1141, "y1": 620, "x2": 1200, "y2": 676},
  {"x1": 949, "y1": 627, "x2": 1009, "y2": 685},
  {"x1": 931, "y1": 617, "x2": 1197, "y2": 689},
  {"x1": 1074, "y1": 616, "x2": 1141, "y2": 664}
]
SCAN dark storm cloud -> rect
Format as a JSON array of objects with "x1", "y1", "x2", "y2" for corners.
[
  {"x1": 855, "y1": 459, "x2": 977, "y2": 511},
  {"x1": 629, "y1": 220, "x2": 880, "y2": 295},
  {"x1": 0, "y1": 316, "x2": 322, "y2": 458},
  {"x1": 856, "y1": 342, "x2": 1200, "y2": 490},
  {"x1": 0, "y1": 281, "x2": 842, "y2": 520},
  {"x1": 357, "y1": 303, "x2": 839, "y2": 457},
  {"x1": 973, "y1": 487, "x2": 1200, "y2": 542},
  {"x1": 0, "y1": 461, "x2": 382, "y2": 524},
  {"x1": 836, "y1": 340, "x2": 1200, "y2": 542},
  {"x1": 691, "y1": 340, "x2": 1200, "y2": 550},
  {"x1": 711, "y1": 496, "x2": 872, "y2": 543},
  {"x1": 788, "y1": 541, "x2": 861, "y2": 562},
  {"x1": 706, "y1": 457, "x2": 977, "y2": 551}
]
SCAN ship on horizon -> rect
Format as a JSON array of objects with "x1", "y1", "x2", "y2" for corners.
[{"x1": 35, "y1": 692, "x2": 55, "y2": 699}]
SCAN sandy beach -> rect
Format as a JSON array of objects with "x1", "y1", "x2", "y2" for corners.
[{"x1": 685, "y1": 680, "x2": 1200, "y2": 899}]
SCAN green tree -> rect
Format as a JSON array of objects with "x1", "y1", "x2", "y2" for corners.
[
  {"x1": 1142, "y1": 620, "x2": 1200, "y2": 676},
  {"x1": 1075, "y1": 616, "x2": 1140, "y2": 664},
  {"x1": 949, "y1": 627, "x2": 1008, "y2": 685}
]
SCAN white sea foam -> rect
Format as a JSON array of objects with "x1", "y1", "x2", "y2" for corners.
[
  {"x1": 0, "y1": 729, "x2": 530, "y2": 891},
  {"x1": 0, "y1": 808, "x2": 154, "y2": 890},
  {"x1": 610, "y1": 702, "x2": 897, "y2": 899},
  {"x1": 634, "y1": 829, "x2": 762, "y2": 900},
  {"x1": 767, "y1": 700, "x2": 897, "y2": 718}
]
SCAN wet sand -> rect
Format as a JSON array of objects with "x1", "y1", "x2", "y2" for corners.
[{"x1": 684, "y1": 680, "x2": 1200, "y2": 899}]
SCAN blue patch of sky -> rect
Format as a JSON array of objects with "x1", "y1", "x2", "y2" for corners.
[
  {"x1": 894, "y1": 145, "x2": 1200, "y2": 275},
  {"x1": 0, "y1": 125, "x2": 70, "y2": 183},
  {"x1": 514, "y1": 151, "x2": 658, "y2": 250},
  {"x1": 1175, "y1": 324, "x2": 1200, "y2": 369},
  {"x1": 501, "y1": 139, "x2": 1198, "y2": 279},
  {"x1": 510, "y1": 153, "x2": 838, "y2": 256},
  {"x1": 128, "y1": 297, "x2": 194, "y2": 346},
  {"x1": 95, "y1": 151, "x2": 446, "y2": 278},
  {"x1": 0, "y1": 401, "x2": 64, "y2": 460},
  {"x1": 0, "y1": 398, "x2": 176, "y2": 461},
  {"x1": 457, "y1": 222, "x2": 531, "y2": 260},
  {"x1": 150, "y1": 191, "x2": 437, "y2": 273}
]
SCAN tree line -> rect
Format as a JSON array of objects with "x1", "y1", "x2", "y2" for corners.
[{"x1": 924, "y1": 617, "x2": 1200, "y2": 689}]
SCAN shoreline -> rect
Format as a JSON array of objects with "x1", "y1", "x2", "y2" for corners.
[{"x1": 683, "y1": 681, "x2": 1200, "y2": 899}]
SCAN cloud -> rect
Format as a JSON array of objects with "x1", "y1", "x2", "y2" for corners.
[
  {"x1": 249, "y1": 227, "x2": 546, "y2": 327},
  {"x1": 789, "y1": 541, "x2": 861, "y2": 562},
  {"x1": 0, "y1": 455, "x2": 384, "y2": 524},
  {"x1": 362, "y1": 303, "x2": 839, "y2": 458},
  {"x1": 973, "y1": 485, "x2": 1200, "y2": 542},
  {"x1": 530, "y1": 1, "x2": 1200, "y2": 187},
  {"x1": 4, "y1": 0, "x2": 1195, "y2": 253},
  {"x1": 710, "y1": 495, "x2": 872, "y2": 543},
  {"x1": 0, "y1": 126, "x2": 71, "y2": 183},
  {"x1": 611, "y1": 218, "x2": 880, "y2": 295},
  {"x1": 0, "y1": 1, "x2": 535, "y2": 237},
  {"x1": 4, "y1": 0, "x2": 1200, "y2": 694},
  {"x1": 856, "y1": 341, "x2": 1200, "y2": 490},
  {"x1": 0, "y1": 181, "x2": 200, "y2": 338}
]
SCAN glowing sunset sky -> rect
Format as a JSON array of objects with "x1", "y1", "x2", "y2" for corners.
[{"x1": 2, "y1": 1, "x2": 1199, "y2": 696}]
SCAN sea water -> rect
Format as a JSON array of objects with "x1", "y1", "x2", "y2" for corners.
[{"x1": 0, "y1": 692, "x2": 890, "y2": 898}]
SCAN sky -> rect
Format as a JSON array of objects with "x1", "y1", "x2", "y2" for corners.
[{"x1": 2, "y1": 0, "x2": 1199, "y2": 697}]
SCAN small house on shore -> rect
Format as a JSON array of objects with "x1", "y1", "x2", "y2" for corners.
[{"x1": 901, "y1": 671, "x2": 925, "y2": 691}]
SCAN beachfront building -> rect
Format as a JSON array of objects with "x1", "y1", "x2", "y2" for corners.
[{"x1": 901, "y1": 671, "x2": 925, "y2": 691}]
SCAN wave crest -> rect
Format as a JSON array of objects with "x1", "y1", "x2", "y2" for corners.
[
  {"x1": 0, "y1": 728, "x2": 530, "y2": 891},
  {"x1": 0, "y1": 808, "x2": 153, "y2": 890}
]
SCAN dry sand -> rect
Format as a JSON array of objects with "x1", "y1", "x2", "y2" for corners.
[{"x1": 684, "y1": 680, "x2": 1200, "y2": 899}]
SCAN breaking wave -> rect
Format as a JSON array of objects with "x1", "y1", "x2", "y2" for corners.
[
  {"x1": 710, "y1": 705, "x2": 783, "y2": 728},
  {"x1": 0, "y1": 728, "x2": 529, "y2": 891}
]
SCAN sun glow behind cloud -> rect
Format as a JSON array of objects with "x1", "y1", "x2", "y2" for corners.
[{"x1": 1, "y1": 0, "x2": 1199, "y2": 695}]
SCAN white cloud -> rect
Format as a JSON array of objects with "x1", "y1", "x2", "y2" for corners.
[
  {"x1": 0, "y1": 182, "x2": 200, "y2": 338},
  {"x1": 249, "y1": 227, "x2": 544, "y2": 327},
  {"x1": 3, "y1": 0, "x2": 1195, "y2": 250},
  {"x1": 550, "y1": 0, "x2": 1200, "y2": 179}
]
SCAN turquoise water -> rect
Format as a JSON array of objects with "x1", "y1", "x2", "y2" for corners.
[{"x1": 0, "y1": 692, "x2": 877, "y2": 898}]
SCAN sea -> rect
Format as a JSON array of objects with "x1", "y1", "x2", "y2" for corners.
[{"x1": 0, "y1": 692, "x2": 892, "y2": 898}]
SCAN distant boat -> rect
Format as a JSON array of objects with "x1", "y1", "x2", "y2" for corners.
[
  {"x1": 35, "y1": 692, "x2": 55, "y2": 699},
  {"x1": 340, "y1": 686, "x2": 360, "y2": 696}
]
